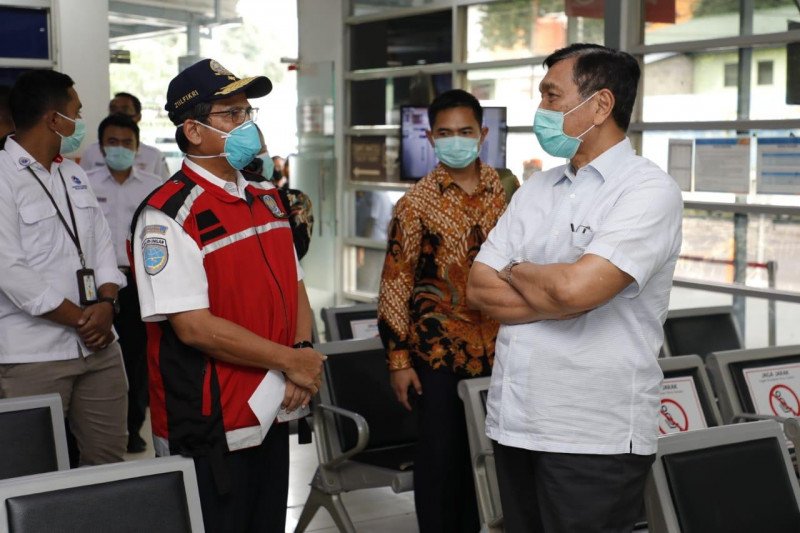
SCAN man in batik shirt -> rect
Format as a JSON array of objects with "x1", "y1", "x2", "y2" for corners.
[{"x1": 378, "y1": 89, "x2": 508, "y2": 533}]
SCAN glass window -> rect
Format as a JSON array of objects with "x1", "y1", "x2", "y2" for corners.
[
  {"x1": 351, "y1": 74, "x2": 453, "y2": 126},
  {"x1": 466, "y1": 65, "x2": 543, "y2": 127},
  {"x1": 351, "y1": 0, "x2": 450, "y2": 17},
  {"x1": 465, "y1": 0, "x2": 603, "y2": 63},
  {"x1": 0, "y1": 7, "x2": 49, "y2": 60},
  {"x1": 757, "y1": 60, "x2": 774, "y2": 85},
  {"x1": 352, "y1": 190, "x2": 405, "y2": 239},
  {"x1": 350, "y1": 10, "x2": 452, "y2": 70},
  {"x1": 352, "y1": 247, "x2": 387, "y2": 294},
  {"x1": 645, "y1": 1, "x2": 800, "y2": 45},
  {"x1": 642, "y1": 50, "x2": 739, "y2": 122}
]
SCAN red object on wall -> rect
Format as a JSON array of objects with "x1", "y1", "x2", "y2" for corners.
[{"x1": 565, "y1": 0, "x2": 676, "y2": 24}]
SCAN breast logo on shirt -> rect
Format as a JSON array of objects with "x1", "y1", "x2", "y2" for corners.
[
  {"x1": 142, "y1": 236, "x2": 169, "y2": 275},
  {"x1": 71, "y1": 176, "x2": 88, "y2": 190},
  {"x1": 261, "y1": 195, "x2": 287, "y2": 219}
]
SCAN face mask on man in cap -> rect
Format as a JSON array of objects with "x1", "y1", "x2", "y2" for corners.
[{"x1": 187, "y1": 119, "x2": 262, "y2": 170}]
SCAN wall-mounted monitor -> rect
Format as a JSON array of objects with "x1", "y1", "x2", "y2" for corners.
[{"x1": 400, "y1": 105, "x2": 507, "y2": 180}]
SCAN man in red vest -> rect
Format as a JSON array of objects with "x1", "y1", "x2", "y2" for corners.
[{"x1": 130, "y1": 59, "x2": 324, "y2": 532}]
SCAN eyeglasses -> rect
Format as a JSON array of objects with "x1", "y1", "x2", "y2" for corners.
[{"x1": 206, "y1": 106, "x2": 258, "y2": 125}]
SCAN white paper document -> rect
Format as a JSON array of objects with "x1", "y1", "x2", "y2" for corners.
[
  {"x1": 248, "y1": 370, "x2": 286, "y2": 437},
  {"x1": 743, "y1": 362, "x2": 800, "y2": 417}
]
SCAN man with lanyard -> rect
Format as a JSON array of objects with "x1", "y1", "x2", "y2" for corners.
[
  {"x1": 80, "y1": 92, "x2": 170, "y2": 179},
  {"x1": 0, "y1": 69, "x2": 127, "y2": 465},
  {"x1": 130, "y1": 58, "x2": 325, "y2": 532},
  {"x1": 86, "y1": 113, "x2": 161, "y2": 454},
  {"x1": 468, "y1": 44, "x2": 683, "y2": 532}
]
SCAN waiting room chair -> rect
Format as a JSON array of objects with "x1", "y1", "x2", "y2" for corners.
[
  {"x1": 644, "y1": 420, "x2": 800, "y2": 532},
  {"x1": 294, "y1": 337, "x2": 416, "y2": 533},
  {"x1": 0, "y1": 455, "x2": 204, "y2": 532},
  {"x1": 457, "y1": 376, "x2": 503, "y2": 533},
  {"x1": 706, "y1": 344, "x2": 800, "y2": 448},
  {"x1": 0, "y1": 393, "x2": 69, "y2": 481},
  {"x1": 320, "y1": 303, "x2": 378, "y2": 342},
  {"x1": 661, "y1": 306, "x2": 742, "y2": 358}
]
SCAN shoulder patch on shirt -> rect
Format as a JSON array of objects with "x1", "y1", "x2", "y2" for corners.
[
  {"x1": 70, "y1": 175, "x2": 88, "y2": 190},
  {"x1": 262, "y1": 194, "x2": 287, "y2": 218},
  {"x1": 142, "y1": 236, "x2": 169, "y2": 275}
]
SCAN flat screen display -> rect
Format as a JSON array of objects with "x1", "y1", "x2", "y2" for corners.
[
  {"x1": 400, "y1": 105, "x2": 507, "y2": 180},
  {"x1": 663, "y1": 312, "x2": 741, "y2": 357}
]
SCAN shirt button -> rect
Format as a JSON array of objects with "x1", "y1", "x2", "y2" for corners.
[
  {"x1": 553, "y1": 230, "x2": 559, "y2": 237},
  {"x1": 569, "y1": 193, "x2": 576, "y2": 199}
]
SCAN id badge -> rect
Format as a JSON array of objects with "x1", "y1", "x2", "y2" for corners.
[{"x1": 77, "y1": 268, "x2": 98, "y2": 305}]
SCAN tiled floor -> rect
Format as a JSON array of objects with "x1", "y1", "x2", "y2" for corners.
[{"x1": 127, "y1": 412, "x2": 419, "y2": 533}]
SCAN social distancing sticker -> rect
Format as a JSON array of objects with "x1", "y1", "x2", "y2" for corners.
[{"x1": 743, "y1": 363, "x2": 800, "y2": 417}]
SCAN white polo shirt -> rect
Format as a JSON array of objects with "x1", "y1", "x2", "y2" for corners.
[
  {"x1": 0, "y1": 137, "x2": 126, "y2": 363},
  {"x1": 133, "y1": 158, "x2": 303, "y2": 323},
  {"x1": 86, "y1": 165, "x2": 162, "y2": 267},
  {"x1": 475, "y1": 138, "x2": 683, "y2": 456},
  {"x1": 80, "y1": 141, "x2": 170, "y2": 180}
]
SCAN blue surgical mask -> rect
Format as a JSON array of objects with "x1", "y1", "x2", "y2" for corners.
[
  {"x1": 533, "y1": 92, "x2": 598, "y2": 159},
  {"x1": 258, "y1": 154, "x2": 275, "y2": 181},
  {"x1": 104, "y1": 146, "x2": 136, "y2": 171},
  {"x1": 433, "y1": 136, "x2": 480, "y2": 169},
  {"x1": 188, "y1": 119, "x2": 262, "y2": 170},
  {"x1": 56, "y1": 112, "x2": 86, "y2": 154}
]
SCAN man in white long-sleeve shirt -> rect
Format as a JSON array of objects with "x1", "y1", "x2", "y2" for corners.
[{"x1": 0, "y1": 69, "x2": 127, "y2": 465}]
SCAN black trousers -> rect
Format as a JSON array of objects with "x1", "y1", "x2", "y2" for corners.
[
  {"x1": 492, "y1": 441, "x2": 655, "y2": 533},
  {"x1": 115, "y1": 274, "x2": 148, "y2": 438},
  {"x1": 194, "y1": 422, "x2": 290, "y2": 533},
  {"x1": 414, "y1": 365, "x2": 480, "y2": 533}
]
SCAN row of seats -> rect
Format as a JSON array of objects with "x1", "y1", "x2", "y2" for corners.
[
  {"x1": 0, "y1": 394, "x2": 204, "y2": 532},
  {"x1": 299, "y1": 303, "x2": 800, "y2": 532}
]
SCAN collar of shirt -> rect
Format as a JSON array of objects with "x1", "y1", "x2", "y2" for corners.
[
  {"x1": 560, "y1": 137, "x2": 634, "y2": 187},
  {"x1": 4, "y1": 135, "x2": 64, "y2": 174},
  {"x1": 434, "y1": 160, "x2": 495, "y2": 195},
  {"x1": 183, "y1": 157, "x2": 247, "y2": 199},
  {"x1": 95, "y1": 163, "x2": 148, "y2": 184}
]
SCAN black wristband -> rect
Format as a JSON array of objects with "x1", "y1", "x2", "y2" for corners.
[{"x1": 293, "y1": 340, "x2": 313, "y2": 349}]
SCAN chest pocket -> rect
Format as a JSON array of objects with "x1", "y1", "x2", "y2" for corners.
[
  {"x1": 69, "y1": 191, "x2": 98, "y2": 242},
  {"x1": 19, "y1": 201, "x2": 58, "y2": 262},
  {"x1": 567, "y1": 229, "x2": 594, "y2": 263}
]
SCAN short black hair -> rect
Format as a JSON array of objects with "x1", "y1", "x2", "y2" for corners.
[
  {"x1": 174, "y1": 102, "x2": 212, "y2": 153},
  {"x1": 427, "y1": 89, "x2": 483, "y2": 129},
  {"x1": 544, "y1": 43, "x2": 640, "y2": 131},
  {"x1": 113, "y1": 92, "x2": 141, "y2": 115},
  {"x1": 9, "y1": 70, "x2": 74, "y2": 131},
  {"x1": 98, "y1": 113, "x2": 140, "y2": 147}
]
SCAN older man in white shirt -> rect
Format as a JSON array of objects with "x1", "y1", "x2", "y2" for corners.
[
  {"x1": 86, "y1": 113, "x2": 161, "y2": 454},
  {"x1": 468, "y1": 44, "x2": 683, "y2": 533},
  {"x1": 0, "y1": 70, "x2": 127, "y2": 465}
]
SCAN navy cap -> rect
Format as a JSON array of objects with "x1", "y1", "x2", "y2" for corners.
[{"x1": 165, "y1": 58, "x2": 272, "y2": 124}]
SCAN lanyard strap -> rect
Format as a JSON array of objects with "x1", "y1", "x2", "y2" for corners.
[{"x1": 25, "y1": 165, "x2": 85, "y2": 267}]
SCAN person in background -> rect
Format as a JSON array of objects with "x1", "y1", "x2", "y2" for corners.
[
  {"x1": 80, "y1": 92, "x2": 170, "y2": 179},
  {"x1": 0, "y1": 86, "x2": 13, "y2": 139},
  {"x1": 85, "y1": 113, "x2": 161, "y2": 454},
  {"x1": 467, "y1": 43, "x2": 683, "y2": 532},
  {"x1": 0, "y1": 69, "x2": 127, "y2": 465},
  {"x1": 242, "y1": 134, "x2": 314, "y2": 260},
  {"x1": 271, "y1": 154, "x2": 285, "y2": 181},
  {"x1": 378, "y1": 89, "x2": 507, "y2": 533},
  {"x1": 131, "y1": 58, "x2": 324, "y2": 532}
]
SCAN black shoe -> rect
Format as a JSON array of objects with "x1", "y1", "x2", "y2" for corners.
[{"x1": 127, "y1": 433, "x2": 147, "y2": 453}]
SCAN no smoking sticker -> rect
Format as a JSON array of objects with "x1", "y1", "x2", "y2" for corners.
[
  {"x1": 659, "y1": 399, "x2": 689, "y2": 434},
  {"x1": 769, "y1": 384, "x2": 800, "y2": 417},
  {"x1": 744, "y1": 363, "x2": 800, "y2": 417}
]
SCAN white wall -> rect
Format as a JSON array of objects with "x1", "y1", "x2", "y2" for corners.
[{"x1": 53, "y1": 0, "x2": 110, "y2": 152}]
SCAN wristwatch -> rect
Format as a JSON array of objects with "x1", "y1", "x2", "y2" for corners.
[
  {"x1": 293, "y1": 340, "x2": 314, "y2": 349},
  {"x1": 502, "y1": 259, "x2": 523, "y2": 284},
  {"x1": 98, "y1": 296, "x2": 120, "y2": 315}
]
